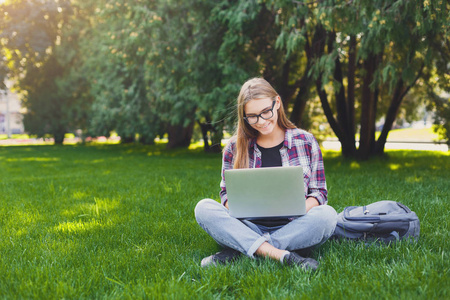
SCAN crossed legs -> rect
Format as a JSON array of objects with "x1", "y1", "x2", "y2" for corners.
[{"x1": 194, "y1": 199, "x2": 337, "y2": 261}]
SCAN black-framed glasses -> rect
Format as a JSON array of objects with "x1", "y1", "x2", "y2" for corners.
[{"x1": 243, "y1": 100, "x2": 276, "y2": 125}]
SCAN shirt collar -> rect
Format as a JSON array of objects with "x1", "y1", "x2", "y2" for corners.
[
  {"x1": 249, "y1": 138, "x2": 257, "y2": 150},
  {"x1": 284, "y1": 128, "x2": 293, "y2": 149}
]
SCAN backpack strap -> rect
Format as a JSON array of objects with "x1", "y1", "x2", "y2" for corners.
[
  {"x1": 390, "y1": 231, "x2": 400, "y2": 240},
  {"x1": 375, "y1": 231, "x2": 400, "y2": 244},
  {"x1": 343, "y1": 206, "x2": 381, "y2": 222}
]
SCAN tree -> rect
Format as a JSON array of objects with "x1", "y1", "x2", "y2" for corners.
[
  {"x1": 420, "y1": 36, "x2": 450, "y2": 146},
  {"x1": 0, "y1": 0, "x2": 79, "y2": 143},
  {"x1": 3, "y1": 0, "x2": 447, "y2": 154},
  {"x1": 273, "y1": 0, "x2": 449, "y2": 159},
  {"x1": 93, "y1": 0, "x2": 241, "y2": 150},
  {"x1": 201, "y1": 0, "x2": 315, "y2": 148},
  {"x1": 0, "y1": 0, "x2": 67, "y2": 84},
  {"x1": 80, "y1": 1, "x2": 163, "y2": 144},
  {"x1": 145, "y1": 0, "x2": 199, "y2": 148},
  {"x1": 432, "y1": 97, "x2": 450, "y2": 147}
]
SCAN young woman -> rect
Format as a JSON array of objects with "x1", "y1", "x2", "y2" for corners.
[{"x1": 195, "y1": 78, "x2": 337, "y2": 270}]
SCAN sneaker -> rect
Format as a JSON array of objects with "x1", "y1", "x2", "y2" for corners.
[
  {"x1": 201, "y1": 247, "x2": 242, "y2": 267},
  {"x1": 283, "y1": 252, "x2": 319, "y2": 271},
  {"x1": 293, "y1": 247, "x2": 313, "y2": 258}
]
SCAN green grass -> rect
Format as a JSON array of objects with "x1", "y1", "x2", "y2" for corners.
[{"x1": 0, "y1": 144, "x2": 449, "y2": 299}]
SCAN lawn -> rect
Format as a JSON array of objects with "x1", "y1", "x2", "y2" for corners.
[{"x1": 0, "y1": 144, "x2": 448, "y2": 299}]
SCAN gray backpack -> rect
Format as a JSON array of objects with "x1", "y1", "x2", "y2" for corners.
[{"x1": 332, "y1": 200, "x2": 420, "y2": 243}]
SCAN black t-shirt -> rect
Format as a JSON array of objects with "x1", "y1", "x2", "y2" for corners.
[
  {"x1": 252, "y1": 141, "x2": 291, "y2": 227},
  {"x1": 257, "y1": 141, "x2": 284, "y2": 168}
]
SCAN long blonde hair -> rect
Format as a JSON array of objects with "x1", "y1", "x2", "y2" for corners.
[{"x1": 232, "y1": 78, "x2": 295, "y2": 169}]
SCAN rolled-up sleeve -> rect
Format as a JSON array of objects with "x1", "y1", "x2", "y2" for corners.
[
  {"x1": 219, "y1": 141, "x2": 235, "y2": 206},
  {"x1": 306, "y1": 135, "x2": 327, "y2": 205}
]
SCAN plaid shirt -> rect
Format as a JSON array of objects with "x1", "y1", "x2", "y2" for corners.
[{"x1": 220, "y1": 128, "x2": 328, "y2": 206}]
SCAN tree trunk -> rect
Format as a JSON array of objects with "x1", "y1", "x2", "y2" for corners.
[
  {"x1": 347, "y1": 35, "x2": 357, "y2": 139},
  {"x1": 121, "y1": 136, "x2": 135, "y2": 144},
  {"x1": 209, "y1": 128, "x2": 223, "y2": 153},
  {"x1": 167, "y1": 121, "x2": 194, "y2": 149},
  {"x1": 310, "y1": 28, "x2": 356, "y2": 157},
  {"x1": 375, "y1": 64, "x2": 424, "y2": 155},
  {"x1": 53, "y1": 130, "x2": 65, "y2": 145},
  {"x1": 199, "y1": 121, "x2": 211, "y2": 152},
  {"x1": 375, "y1": 81, "x2": 405, "y2": 155},
  {"x1": 199, "y1": 117, "x2": 222, "y2": 153},
  {"x1": 334, "y1": 58, "x2": 348, "y2": 129},
  {"x1": 139, "y1": 134, "x2": 155, "y2": 145},
  {"x1": 289, "y1": 74, "x2": 311, "y2": 127},
  {"x1": 358, "y1": 54, "x2": 378, "y2": 160},
  {"x1": 333, "y1": 55, "x2": 357, "y2": 157},
  {"x1": 370, "y1": 88, "x2": 380, "y2": 154},
  {"x1": 277, "y1": 58, "x2": 294, "y2": 110},
  {"x1": 315, "y1": 81, "x2": 344, "y2": 141}
]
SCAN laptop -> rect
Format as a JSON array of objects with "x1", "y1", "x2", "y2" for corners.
[{"x1": 224, "y1": 166, "x2": 306, "y2": 219}]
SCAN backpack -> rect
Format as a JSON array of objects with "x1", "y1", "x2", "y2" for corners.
[{"x1": 331, "y1": 200, "x2": 420, "y2": 243}]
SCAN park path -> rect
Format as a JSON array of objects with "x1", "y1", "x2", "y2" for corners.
[
  {"x1": 1, "y1": 136, "x2": 448, "y2": 152},
  {"x1": 321, "y1": 139, "x2": 448, "y2": 152}
]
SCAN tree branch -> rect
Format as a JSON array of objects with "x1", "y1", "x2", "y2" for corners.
[
  {"x1": 316, "y1": 79, "x2": 345, "y2": 141},
  {"x1": 375, "y1": 62, "x2": 425, "y2": 153}
]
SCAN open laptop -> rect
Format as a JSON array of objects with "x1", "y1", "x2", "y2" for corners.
[{"x1": 224, "y1": 166, "x2": 306, "y2": 219}]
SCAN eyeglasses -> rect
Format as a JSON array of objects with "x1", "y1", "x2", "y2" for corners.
[{"x1": 244, "y1": 100, "x2": 276, "y2": 125}]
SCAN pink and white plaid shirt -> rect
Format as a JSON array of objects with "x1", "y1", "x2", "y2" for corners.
[{"x1": 220, "y1": 128, "x2": 328, "y2": 206}]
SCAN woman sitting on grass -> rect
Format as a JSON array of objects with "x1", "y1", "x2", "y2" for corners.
[{"x1": 195, "y1": 78, "x2": 337, "y2": 270}]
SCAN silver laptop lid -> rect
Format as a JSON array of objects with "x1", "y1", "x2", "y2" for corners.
[{"x1": 224, "y1": 166, "x2": 306, "y2": 219}]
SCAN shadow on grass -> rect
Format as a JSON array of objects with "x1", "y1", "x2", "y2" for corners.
[{"x1": 0, "y1": 143, "x2": 218, "y2": 269}]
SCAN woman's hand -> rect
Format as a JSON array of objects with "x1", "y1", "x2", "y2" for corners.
[
  {"x1": 225, "y1": 198, "x2": 316, "y2": 212},
  {"x1": 306, "y1": 197, "x2": 320, "y2": 212}
]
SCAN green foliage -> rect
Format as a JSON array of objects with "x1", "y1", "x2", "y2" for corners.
[
  {"x1": 83, "y1": 0, "x2": 162, "y2": 142},
  {"x1": 433, "y1": 97, "x2": 450, "y2": 145},
  {"x1": 82, "y1": 0, "x2": 238, "y2": 147},
  {"x1": 19, "y1": 56, "x2": 68, "y2": 143},
  {"x1": 0, "y1": 0, "x2": 71, "y2": 83},
  {"x1": 427, "y1": 72, "x2": 450, "y2": 145},
  {"x1": 270, "y1": 0, "x2": 449, "y2": 158},
  {"x1": 1, "y1": 0, "x2": 448, "y2": 153},
  {"x1": 0, "y1": 0, "x2": 88, "y2": 142},
  {"x1": 0, "y1": 145, "x2": 449, "y2": 298}
]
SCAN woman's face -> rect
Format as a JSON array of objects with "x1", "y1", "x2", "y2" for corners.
[{"x1": 244, "y1": 97, "x2": 281, "y2": 136}]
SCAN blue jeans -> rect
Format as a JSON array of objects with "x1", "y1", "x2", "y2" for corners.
[{"x1": 195, "y1": 199, "x2": 337, "y2": 258}]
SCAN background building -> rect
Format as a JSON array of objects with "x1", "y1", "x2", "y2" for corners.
[{"x1": 0, "y1": 81, "x2": 25, "y2": 136}]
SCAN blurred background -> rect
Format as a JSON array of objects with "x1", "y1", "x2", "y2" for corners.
[{"x1": 0, "y1": 0, "x2": 448, "y2": 158}]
